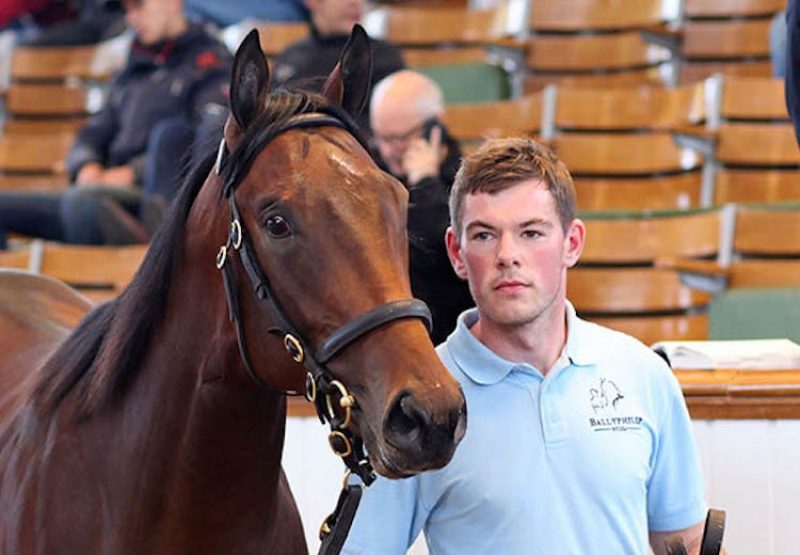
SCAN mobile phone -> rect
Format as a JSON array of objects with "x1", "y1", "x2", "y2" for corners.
[{"x1": 421, "y1": 118, "x2": 443, "y2": 141}]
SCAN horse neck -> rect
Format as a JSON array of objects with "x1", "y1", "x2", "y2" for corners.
[
  {"x1": 115, "y1": 259, "x2": 292, "y2": 548},
  {"x1": 44, "y1": 260, "x2": 294, "y2": 551}
]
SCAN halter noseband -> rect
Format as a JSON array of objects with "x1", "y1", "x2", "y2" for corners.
[{"x1": 214, "y1": 113, "x2": 433, "y2": 553}]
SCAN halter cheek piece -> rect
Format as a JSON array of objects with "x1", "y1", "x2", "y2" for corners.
[{"x1": 214, "y1": 113, "x2": 433, "y2": 554}]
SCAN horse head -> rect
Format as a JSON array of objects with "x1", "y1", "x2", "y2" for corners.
[{"x1": 186, "y1": 27, "x2": 466, "y2": 478}]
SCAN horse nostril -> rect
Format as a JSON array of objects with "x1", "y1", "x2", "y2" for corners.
[{"x1": 384, "y1": 392, "x2": 426, "y2": 449}]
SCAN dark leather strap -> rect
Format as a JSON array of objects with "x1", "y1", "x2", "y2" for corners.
[
  {"x1": 318, "y1": 483, "x2": 364, "y2": 555},
  {"x1": 317, "y1": 299, "x2": 432, "y2": 364}
]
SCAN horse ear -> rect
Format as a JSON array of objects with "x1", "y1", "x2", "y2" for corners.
[
  {"x1": 229, "y1": 29, "x2": 270, "y2": 131},
  {"x1": 321, "y1": 24, "x2": 373, "y2": 118}
]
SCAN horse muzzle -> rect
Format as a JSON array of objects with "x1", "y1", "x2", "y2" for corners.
[{"x1": 378, "y1": 387, "x2": 467, "y2": 475}]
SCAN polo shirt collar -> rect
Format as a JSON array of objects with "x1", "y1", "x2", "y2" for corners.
[
  {"x1": 563, "y1": 300, "x2": 599, "y2": 367},
  {"x1": 448, "y1": 301, "x2": 597, "y2": 386}
]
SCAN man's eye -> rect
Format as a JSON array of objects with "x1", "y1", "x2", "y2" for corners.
[
  {"x1": 471, "y1": 231, "x2": 492, "y2": 241},
  {"x1": 265, "y1": 215, "x2": 292, "y2": 238},
  {"x1": 522, "y1": 230, "x2": 542, "y2": 239}
]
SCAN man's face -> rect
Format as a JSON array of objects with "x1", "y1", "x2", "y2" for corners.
[
  {"x1": 446, "y1": 179, "x2": 584, "y2": 329},
  {"x1": 126, "y1": 0, "x2": 178, "y2": 46},
  {"x1": 371, "y1": 102, "x2": 430, "y2": 179},
  {"x1": 306, "y1": 0, "x2": 365, "y2": 36}
]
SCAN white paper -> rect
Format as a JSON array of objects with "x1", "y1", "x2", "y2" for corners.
[{"x1": 651, "y1": 339, "x2": 800, "y2": 370}]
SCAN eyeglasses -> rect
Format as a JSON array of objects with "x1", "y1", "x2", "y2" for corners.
[{"x1": 372, "y1": 119, "x2": 429, "y2": 146}]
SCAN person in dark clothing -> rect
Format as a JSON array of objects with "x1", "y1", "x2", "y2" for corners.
[
  {"x1": 370, "y1": 70, "x2": 474, "y2": 344},
  {"x1": 184, "y1": 0, "x2": 308, "y2": 27},
  {"x1": 786, "y1": 0, "x2": 800, "y2": 144},
  {"x1": 2, "y1": 0, "x2": 126, "y2": 47},
  {"x1": 272, "y1": 0, "x2": 404, "y2": 131},
  {"x1": 0, "y1": 0, "x2": 231, "y2": 249}
]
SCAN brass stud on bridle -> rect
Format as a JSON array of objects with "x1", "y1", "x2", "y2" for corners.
[{"x1": 284, "y1": 333, "x2": 304, "y2": 363}]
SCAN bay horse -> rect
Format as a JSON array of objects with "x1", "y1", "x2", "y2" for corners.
[{"x1": 0, "y1": 27, "x2": 466, "y2": 554}]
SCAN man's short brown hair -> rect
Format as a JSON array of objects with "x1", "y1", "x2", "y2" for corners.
[{"x1": 448, "y1": 137, "x2": 577, "y2": 238}]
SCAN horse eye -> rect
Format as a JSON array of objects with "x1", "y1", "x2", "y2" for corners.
[{"x1": 265, "y1": 215, "x2": 291, "y2": 238}]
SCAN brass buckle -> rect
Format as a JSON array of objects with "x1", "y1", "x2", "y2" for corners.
[
  {"x1": 328, "y1": 430, "x2": 352, "y2": 458},
  {"x1": 325, "y1": 379, "x2": 355, "y2": 429},
  {"x1": 304, "y1": 372, "x2": 317, "y2": 403},
  {"x1": 284, "y1": 334, "x2": 304, "y2": 364}
]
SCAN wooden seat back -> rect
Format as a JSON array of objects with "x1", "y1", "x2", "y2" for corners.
[
  {"x1": 553, "y1": 132, "x2": 702, "y2": 176},
  {"x1": 379, "y1": 5, "x2": 509, "y2": 46},
  {"x1": 553, "y1": 82, "x2": 705, "y2": 132},
  {"x1": 733, "y1": 205, "x2": 800, "y2": 257},
  {"x1": 529, "y1": 0, "x2": 667, "y2": 31},
  {"x1": 0, "y1": 242, "x2": 148, "y2": 304},
  {"x1": 443, "y1": 94, "x2": 543, "y2": 142},
  {"x1": 580, "y1": 208, "x2": 723, "y2": 264}
]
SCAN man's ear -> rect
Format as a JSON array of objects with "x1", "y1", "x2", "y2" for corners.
[
  {"x1": 321, "y1": 24, "x2": 373, "y2": 118},
  {"x1": 563, "y1": 218, "x2": 586, "y2": 268},
  {"x1": 229, "y1": 29, "x2": 270, "y2": 133},
  {"x1": 445, "y1": 227, "x2": 469, "y2": 280}
]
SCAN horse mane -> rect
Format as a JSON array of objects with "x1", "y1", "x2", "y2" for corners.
[{"x1": 32, "y1": 89, "x2": 364, "y2": 418}]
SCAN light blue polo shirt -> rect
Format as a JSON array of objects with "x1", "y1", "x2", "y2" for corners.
[{"x1": 342, "y1": 303, "x2": 707, "y2": 555}]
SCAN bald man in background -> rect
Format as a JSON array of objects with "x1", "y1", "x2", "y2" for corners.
[{"x1": 370, "y1": 70, "x2": 473, "y2": 344}]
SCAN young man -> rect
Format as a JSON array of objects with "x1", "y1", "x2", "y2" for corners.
[
  {"x1": 0, "y1": 0, "x2": 231, "y2": 248},
  {"x1": 369, "y1": 70, "x2": 473, "y2": 344},
  {"x1": 342, "y1": 138, "x2": 708, "y2": 554}
]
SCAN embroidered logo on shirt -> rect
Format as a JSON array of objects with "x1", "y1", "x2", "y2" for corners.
[{"x1": 588, "y1": 378, "x2": 642, "y2": 432}]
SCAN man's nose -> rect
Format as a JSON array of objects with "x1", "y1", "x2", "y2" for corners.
[{"x1": 495, "y1": 233, "x2": 519, "y2": 267}]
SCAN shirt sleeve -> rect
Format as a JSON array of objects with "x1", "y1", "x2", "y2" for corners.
[
  {"x1": 341, "y1": 474, "x2": 430, "y2": 554},
  {"x1": 646, "y1": 370, "x2": 707, "y2": 532}
]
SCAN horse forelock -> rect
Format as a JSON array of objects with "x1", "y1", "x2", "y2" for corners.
[
  {"x1": 31, "y1": 88, "x2": 377, "y2": 418},
  {"x1": 220, "y1": 89, "x2": 376, "y2": 198}
]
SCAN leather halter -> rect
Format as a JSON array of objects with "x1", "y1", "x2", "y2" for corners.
[{"x1": 214, "y1": 112, "x2": 433, "y2": 553}]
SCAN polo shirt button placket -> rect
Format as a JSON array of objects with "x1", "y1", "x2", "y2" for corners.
[{"x1": 541, "y1": 388, "x2": 569, "y2": 447}]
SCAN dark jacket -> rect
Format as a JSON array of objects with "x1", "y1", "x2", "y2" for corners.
[
  {"x1": 406, "y1": 133, "x2": 474, "y2": 344},
  {"x1": 66, "y1": 24, "x2": 231, "y2": 182},
  {"x1": 272, "y1": 25, "x2": 404, "y2": 130},
  {"x1": 787, "y1": 2, "x2": 800, "y2": 145}
]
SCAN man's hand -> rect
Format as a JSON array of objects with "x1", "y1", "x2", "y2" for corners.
[
  {"x1": 101, "y1": 166, "x2": 135, "y2": 187},
  {"x1": 76, "y1": 162, "x2": 105, "y2": 186},
  {"x1": 403, "y1": 125, "x2": 446, "y2": 186},
  {"x1": 75, "y1": 164, "x2": 135, "y2": 188}
]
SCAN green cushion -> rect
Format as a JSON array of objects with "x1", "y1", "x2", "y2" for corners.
[
  {"x1": 709, "y1": 287, "x2": 800, "y2": 343},
  {"x1": 416, "y1": 63, "x2": 511, "y2": 104},
  {"x1": 578, "y1": 206, "x2": 718, "y2": 220}
]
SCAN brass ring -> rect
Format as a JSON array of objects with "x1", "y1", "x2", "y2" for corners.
[
  {"x1": 328, "y1": 430, "x2": 352, "y2": 458},
  {"x1": 326, "y1": 379, "x2": 354, "y2": 429},
  {"x1": 230, "y1": 219, "x2": 243, "y2": 250},
  {"x1": 215, "y1": 245, "x2": 227, "y2": 269},
  {"x1": 304, "y1": 372, "x2": 317, "y2": 403},
  {"x1": 284, "y1": 334, "x2": 304, "y2": 363}
]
